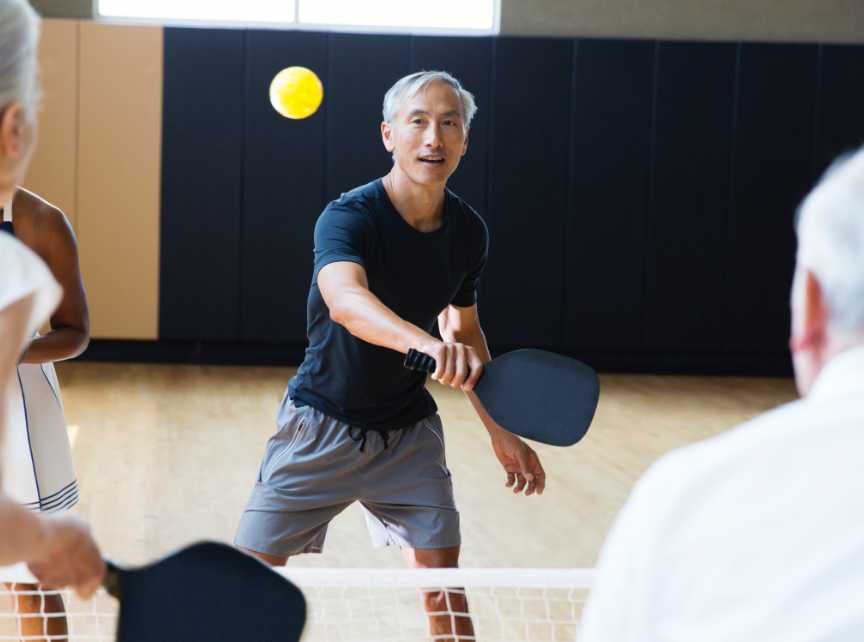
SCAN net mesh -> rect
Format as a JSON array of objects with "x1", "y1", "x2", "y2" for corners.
[
  {"x1": 0, "y1": 584, "x2": 115, "y2": 641},
  {"x1": 0, "y1": 565, "x2": 593, "y2": 641},
  {"x1": 284, "y1": 568, "x2": 593, "y2": 642}
]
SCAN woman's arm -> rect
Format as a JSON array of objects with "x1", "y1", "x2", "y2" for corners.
[{"x1": 18, "y1": 196, "x2": 89, "y2": 363}]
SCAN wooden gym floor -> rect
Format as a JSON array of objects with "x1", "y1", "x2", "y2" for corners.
[{"x1": 56, "y1": 362, "x2": 797, "y2": 570}]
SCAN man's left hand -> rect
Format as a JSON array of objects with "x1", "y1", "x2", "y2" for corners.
[{"x1": 490, "y1": 431, "x2": 545, "y2": 496}]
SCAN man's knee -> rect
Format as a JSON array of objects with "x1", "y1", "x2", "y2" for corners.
[
  {"x1": 238, "y1": 546, "x2": 288, "y2": 567},
  {"x1": 404, "y1": 545, "x2": 460, "y2": 569}
]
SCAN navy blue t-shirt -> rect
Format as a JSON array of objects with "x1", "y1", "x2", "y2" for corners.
[{"x1": 288, "y1": 179, "x2": 488, "y2": 430}]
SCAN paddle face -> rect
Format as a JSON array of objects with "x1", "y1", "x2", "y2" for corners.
[
  {"x1": 405, "y1": 348, "x2": 599, "y2": 446},
  {"x1": 106, "y1": 542, "x2": 306, "y2": 642}
]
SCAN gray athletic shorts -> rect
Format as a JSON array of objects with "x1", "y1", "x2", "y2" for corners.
[{"x1": 235, "y1": 398, "x2": 460, "y2": 557}]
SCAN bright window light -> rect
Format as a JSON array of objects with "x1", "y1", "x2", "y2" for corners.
[
  {"x1": 98, "y1": 0, "x2": 296, "y2": 23},
  {"x1": 97, "y1": 0, "x2": 498, "y2": 32},
  {"x1": 299, "y1": 0, "x2": 495, "y2": 31}
]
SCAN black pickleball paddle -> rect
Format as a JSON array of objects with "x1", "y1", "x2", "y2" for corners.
[
  {"x1": 404, "y1": 348, "x2": 599, "y2": 446},
  {"x1": 103, "y1": 541, "x2": 306, "y2": 642}
]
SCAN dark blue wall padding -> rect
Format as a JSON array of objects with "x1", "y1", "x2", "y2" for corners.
[
  {"x1": 817, "y1": 46, "x2": 864, "y2": 176},
  {"x1": 156, "y1": 26, "x2": 864, "y2": 373},
  {"x1": 728, "y1": 44, "x2": 817, "y2": 353},
  {"x1": 410, "y1": 36, "x2": 494, "y2": 223},
  {"x1": 566, "y1": 39, "x2": 654, "y2": 352},
  {"x1": 325, "y1": 34, "x2": 411, "y2": 202},
  {"x1": 161, "y1": 28, "x2": 246, "y2": 340},
  {"x1": 484, "y1": 37, "x2": 573, "y2": 350},
  {"x1": 241, "y1": 30, "x2": 328, "y2": 342},
  {"x1": 646, "y1": 42, "x2": 737, "y2": 352}
]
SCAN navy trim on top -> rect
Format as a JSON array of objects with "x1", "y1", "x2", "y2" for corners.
[
  {"x1": 40, "y1": 483, "x2": 79, "y2": 511},
  {"x1": 39, "y1": 364, "x2": 64, "y2": 408},
  {"x1": 17, "y1": 370, "x2": 43, "y2": 509}
]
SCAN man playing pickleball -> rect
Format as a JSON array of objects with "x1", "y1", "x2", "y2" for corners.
[{"x1": 236, "y1": 70, "x2": 545, "y2": 638}]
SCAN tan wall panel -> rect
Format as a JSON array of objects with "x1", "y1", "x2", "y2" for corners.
[
  {"x1": 77, "y1": 23, "x2": 162, "y2": 339},
  {"x1": 501, "y1": 0, "x2": 864, "y2": 42},
  {"x1": 23, "y1": 19, "x2": 78, "y2": 229}
]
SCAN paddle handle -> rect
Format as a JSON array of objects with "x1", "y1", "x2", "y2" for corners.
[
  {"x1": 102, "y1": 561, "x2": 122, "y2": 599},
  {"x1": 404, "y1": 349, "x2": 436, "y2": 373}
]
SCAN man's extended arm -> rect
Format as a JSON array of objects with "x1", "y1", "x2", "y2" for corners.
[
  {"x1": 318, "y1": 261, "x2": 544, "y2": 495},
  {"x1": 317, "y1": 261, "x2": 485, "y2": 387},
  {"x1": 438, "y1": 303, "x2": 546, "y2": 495}
]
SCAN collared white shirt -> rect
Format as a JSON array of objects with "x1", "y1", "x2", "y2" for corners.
[{"x1": 580, "y1": 345, "x2": 864, "y2": 642}]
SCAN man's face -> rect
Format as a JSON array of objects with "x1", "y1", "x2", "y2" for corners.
[{"x1": 381, "y1": 81, "x2": 468, "y2": 188}]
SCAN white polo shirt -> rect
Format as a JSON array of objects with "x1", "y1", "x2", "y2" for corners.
[{"x1": 580, "y1": 345, "x2": 864, "y2": 642}]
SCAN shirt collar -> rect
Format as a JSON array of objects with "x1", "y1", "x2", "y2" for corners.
[{"x1": 808, "y1": 343, "x2": 864, "y2": 402}]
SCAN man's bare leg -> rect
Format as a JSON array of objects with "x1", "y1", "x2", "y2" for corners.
[
  {"x1": 403, "y1": 547, "x2": 474, "y2": 642},
  {"x1": 238, "y1": 546, "x2": 287, "y2": 567},
  {"x1": 8, "y1": 583, "x2": 68, "y2": 642},
  {"x1": 241, "y1": 545, "x2": 474, "y2": 639}
]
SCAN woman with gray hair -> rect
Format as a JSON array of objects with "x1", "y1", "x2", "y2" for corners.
[{"x1": 0, "y1": 0, "x2": 105, "y2": 632}]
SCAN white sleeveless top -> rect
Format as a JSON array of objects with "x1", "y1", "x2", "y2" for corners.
[
  {"x1": 0, "y1": 198, "x2": 60, "y2": 335},
  {"x1": 0, "y1": 195, "x2": 78, "y2": 512}
]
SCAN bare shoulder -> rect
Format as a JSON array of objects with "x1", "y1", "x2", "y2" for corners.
[{"x1": 13, "y1": 189, "x2": 77, "y2": 253}]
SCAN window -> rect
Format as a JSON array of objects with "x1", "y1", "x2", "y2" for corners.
[
  {"x1": 97, "y1": 0, "x2": 499, "y2": 33},
  {"x1": 98, "y1": 0, "x2": 296, "y2": 24},
  {"x1": 298, "y1": 0, "x2": 495, "y2": 31}
]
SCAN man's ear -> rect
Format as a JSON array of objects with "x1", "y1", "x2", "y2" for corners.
[
  {"x1": 461, "y1": 132, "x2": 469, "y2": 157},
  {"x1": 0, "y1": 103, "x2": 26, "y2": 158},
  {"x1": 381, "y1": 120, "x2": 395, "y2": 153},
  {"x1": 791, "y1": 270, "x2": 828, "y2": 353}
]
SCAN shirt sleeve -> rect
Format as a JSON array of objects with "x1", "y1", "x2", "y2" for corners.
[
  {"x1": 312, "y1": 203, "x2": 373, "y2": 281},
  {"x1": 578, "y1": 456, "x2": 682, "y2": 642},
  {"x1": 450, "y1": 214, "x2": 489, "y2": 308}
]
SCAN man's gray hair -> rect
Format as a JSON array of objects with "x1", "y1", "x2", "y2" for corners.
[
  {"x1": 795, "y1": 146, "x2": 864, "y2": 332},
  {"x1": 382, "y1": 70, "x2": 477, "y2": 130},
  {"x1": 0, "y1": 0, "x2": 40, "y2": 120}
]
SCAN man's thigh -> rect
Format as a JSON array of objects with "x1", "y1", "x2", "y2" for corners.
[
  {"x1": 239, "y1": 546, "x2": 290, "y2": 567},
  {"x1": 360, "y1": 414, "x2": 461, "y2": 550},
  {"x1": 402, "y1": 546, "x2": 461, "y2": 568},
  {"x1": 235, "y1": 401, "x2": 360, "y2": 557}
]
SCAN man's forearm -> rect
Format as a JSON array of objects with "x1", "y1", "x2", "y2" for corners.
[
  {"x1": 466, "y1": 389, "x2": 509, "y2": 437},
  {"x1": 452, "y1": 325, "x2": 491, "y2": 363},
  {"x1": 451, "y1": 325, "x2": 507, "y2": 437},
  {"x1": 330, "y1": 286, "x2": 435, "y2": 354}
]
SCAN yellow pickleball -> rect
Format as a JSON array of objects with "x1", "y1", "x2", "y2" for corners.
[{"x1": 269, "y1": 66, "x2": 324, "y2": 120}]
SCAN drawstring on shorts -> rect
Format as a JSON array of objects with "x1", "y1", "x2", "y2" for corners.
[{"x1": 348, "y1": 425, "x2": 391, "y2": 452}]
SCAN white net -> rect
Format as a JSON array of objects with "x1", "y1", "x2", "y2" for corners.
[
  {"x1": 0, "y1": 565, "x2": 115, "y2": 641},
  {"x1": 284, "y1": 568, "x2": 594, "y2": 642},
  {"x1": 0, "y1": 565, "x2": 593, "y2": 642}
]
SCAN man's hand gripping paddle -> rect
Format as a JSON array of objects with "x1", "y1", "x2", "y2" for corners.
[{"x1": 405, "y1": 348, "x2": 599, "y2": 446}]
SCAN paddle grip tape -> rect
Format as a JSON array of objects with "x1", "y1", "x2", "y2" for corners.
[
  {"x1": 102, "y1": 561, "x2": 122, "y2": 599},
  {"x1": 404, "y1": 349, "x2": 436, "y2": 373}
]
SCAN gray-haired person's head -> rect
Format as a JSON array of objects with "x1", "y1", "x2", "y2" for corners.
[
  {"x1": 0, "y1": 0, "x2": 41, "y2": 120},
  {"x1": 794, "y1": 147, "x2": 864, "y2": 339},
  {"x1": 382, "y1": 71, "x2": 477, "y2": 130}
]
